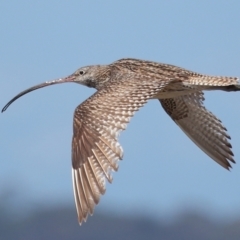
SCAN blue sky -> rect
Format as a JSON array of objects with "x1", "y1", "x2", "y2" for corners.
[{"x1": 1, "y1": 0, "x2": 240, "y2": 222}]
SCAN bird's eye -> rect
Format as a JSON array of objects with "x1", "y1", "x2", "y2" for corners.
[{"x1": 79, "y1": 70, "x2": 84, "y2": 75}]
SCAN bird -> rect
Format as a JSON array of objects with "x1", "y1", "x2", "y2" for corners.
[{"x1": 2, "y1": 58, "x2": 240, "y2": 224}]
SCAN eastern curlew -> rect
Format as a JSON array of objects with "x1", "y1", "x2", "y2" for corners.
[{"x1": 2, "y1": 58, "x2": 240, "y2": 224}]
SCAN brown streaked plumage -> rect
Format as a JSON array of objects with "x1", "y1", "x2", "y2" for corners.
[{"x1": 2, "y1": 58, "x2": 240, "y2": 224}]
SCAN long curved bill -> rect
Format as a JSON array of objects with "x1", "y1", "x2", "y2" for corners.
[{"x1": 2, "y1": 74, "x2": 76, "y2": 112}]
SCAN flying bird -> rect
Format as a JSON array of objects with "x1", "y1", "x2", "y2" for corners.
[{"x1": 2, "y1": 58, "x2": 240, "y2": 224}]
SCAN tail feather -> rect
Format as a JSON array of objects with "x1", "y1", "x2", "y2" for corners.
[{"x1": 189, "y1": 75, "x2": 239, "y2": 87}]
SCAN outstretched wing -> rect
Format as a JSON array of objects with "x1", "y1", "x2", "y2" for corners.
[
  {"x1": 72, "y1": 73, "x2": 167, "y2": 224},
  {"x1": 160, "y1": 92, "x2": 235, "y2": 169}
]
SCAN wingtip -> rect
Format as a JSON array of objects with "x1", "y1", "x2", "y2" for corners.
[
  {"x1": 78, "y1": 213, "x2": 90, "y2": 226},
  {"x1": 77, "y1": 218, "x2": 85, "y2": 226},
  {"x1": 223, "y1": 160, "x2": 235, "y2": 171}
]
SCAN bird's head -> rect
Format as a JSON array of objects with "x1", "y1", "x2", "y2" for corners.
[
  {"x1": 72, "y1": 65, "x2": 110, "y2": 89},
  {"x1": 2, "y1": 64, "x2": 111, "y2": 112}
]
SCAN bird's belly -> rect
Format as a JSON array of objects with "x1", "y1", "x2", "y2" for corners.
[{"x1": 152, "y1": 89, "x2": 197, "y2": 99}]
